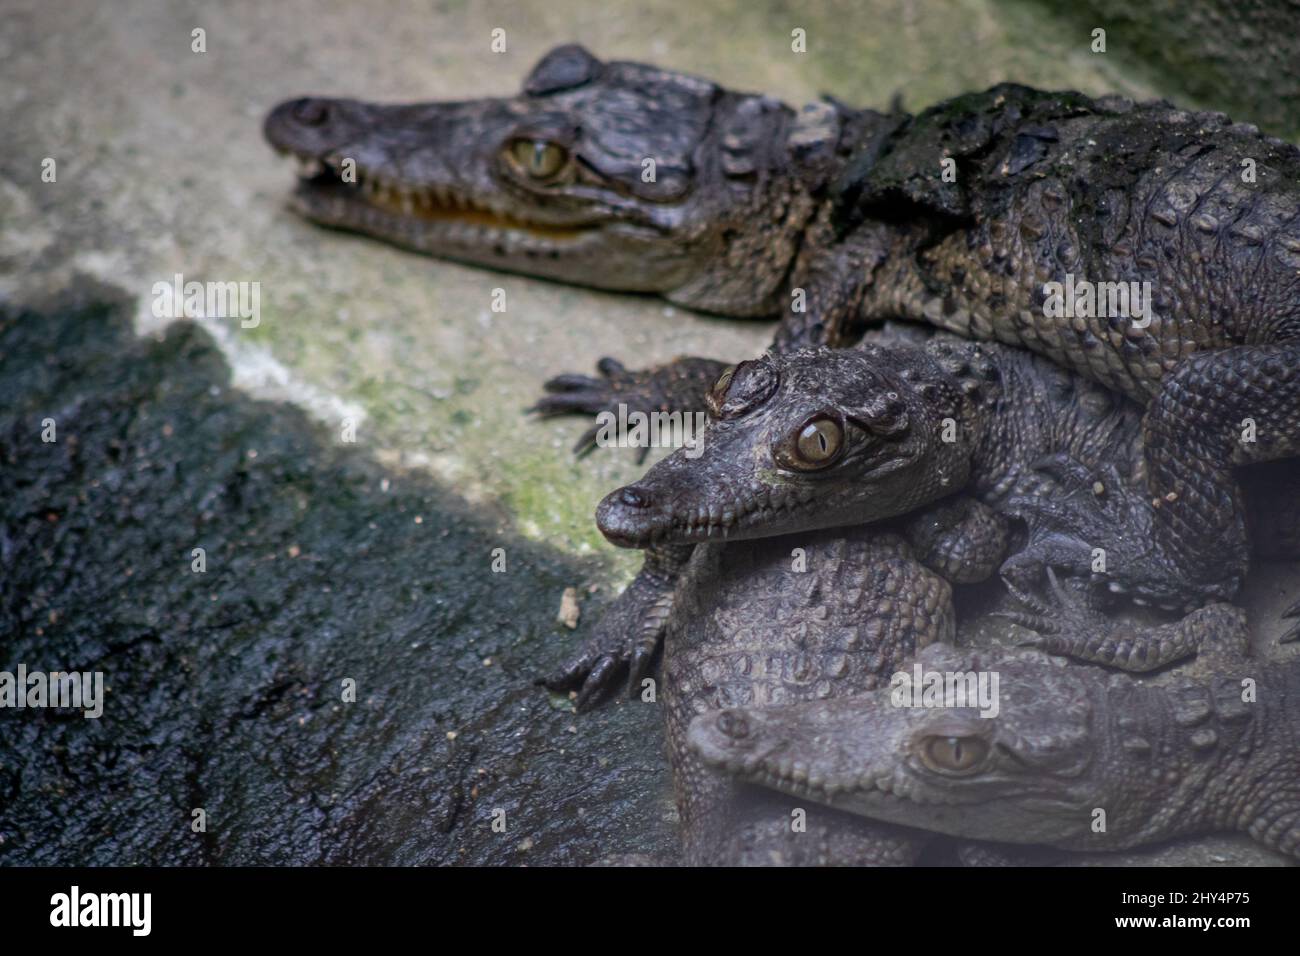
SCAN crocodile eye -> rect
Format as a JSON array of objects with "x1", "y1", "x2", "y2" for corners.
[
  {"x1": 509, "y1": 139, "x2": 569, "y2": 179},
  {"x1": 708, "y1": 360, "x2": 779, "y2": 420},
  {"x1": 921, "y1": 735, "x2": 989, "y2": 774},
  {"x1": 705, "y1": 365, "x2": 737, "y2": 418},
  {"x1": 779, "y1": 416, "x2": 844, "y2": 470}
]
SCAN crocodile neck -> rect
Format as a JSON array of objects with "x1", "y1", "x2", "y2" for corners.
[{"x1": 1103, "y1": 667, "x2": 1296, "y2": 849}]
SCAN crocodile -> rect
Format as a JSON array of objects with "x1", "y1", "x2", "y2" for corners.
[
  {"x1": 660, "y1": 520, "x2": 1072, "y2": 866},
  {"x1": 546, "y1": 329, "x2": 1049, "y2": 706},
  {"x1": 551, "y1": 334, "x2": 1300, "y2": 702},
  {"x1": 660, "y1": 526, "x2": 954, "y2": 865},
  {"x1": 265, "y1": 45, "x2": 1300, "y2": 618},
  {"x1": 688, "y1": 605, "x2": 1300, "y2": 861},
  {"x1": 549, "y1": 337, "x2": 1135, "y2": 702}
]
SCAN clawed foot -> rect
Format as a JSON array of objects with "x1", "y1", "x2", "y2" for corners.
[
  {"x1": 539, "y1": 606, "x2": 662, "y2": 711},
  {"x1": 538, "y1": 552, "x2": 688, "y2": 710},
  {"x1": 529, "y1": 356, "x2": 727, "y2": 461},
  {"x1": 1001, "y1": 454, "x2": 1193, "y2": 610},
  {"x1": 995, "y1": 566, "x2": 1214, "y2": 672},
  {"x1": 994, "y1": 566, "x2": 1115, "y2": 654}
]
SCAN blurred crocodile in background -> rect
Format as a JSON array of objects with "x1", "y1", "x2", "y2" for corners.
[{"x1": 690, "y1": 618, "x2": 1300, "y2": 860}]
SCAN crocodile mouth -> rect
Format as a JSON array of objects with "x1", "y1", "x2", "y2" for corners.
[
  {"x1": 283, "y1": 155, "x2": 597, "y2": 245},
  {"x1": 596, "y1": 486, "x2": 821, "y2": 549},
  {"x1": 688, "y1": 714, "x2": 954, "y2": 807}
]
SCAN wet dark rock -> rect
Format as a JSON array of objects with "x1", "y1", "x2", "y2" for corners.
[{"x1": 0, "y1": 279, "x2": 673, "y2": 865}]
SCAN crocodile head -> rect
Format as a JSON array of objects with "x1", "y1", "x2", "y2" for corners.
[
  {"x1": 264, "y1": 44, "x2": 846, "y2": 315},
  {"x1": 595, "y1": 345, "x2": 975, "y2": 548},
  {"x1": 688, "y1": 645, "x2": 1103, "y2": 848}
]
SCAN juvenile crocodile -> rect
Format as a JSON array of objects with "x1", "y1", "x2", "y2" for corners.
[
  {"x1": 548, "y1": 330, "x2": 1057, "y2": 704},
  {"x1": 661, "y1": 526, "x2": 955, "y2": 865},
  {"x1": 548, "y1": 337, "x2": 1134, "y2": 700},
  {"x1": 550, "y1": 333, "x2": 1300, "y2": 701},
  {"x1": 689, "y1": 615, "x2": 1300, "y2": 861},
  {"x1": 266, "y1": 45, "x2": 1300, "y2": 613}
]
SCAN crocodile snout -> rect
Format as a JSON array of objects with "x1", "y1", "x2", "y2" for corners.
[
  {"x1": 596, "y1": 483, "x2": 664, "y2": 548},
  {"x1": 264, "y1": 96, "x2": 349, "y2": 158},
  {"x1": 687, "y1": 709, "x2": 764, "y2": 773}
]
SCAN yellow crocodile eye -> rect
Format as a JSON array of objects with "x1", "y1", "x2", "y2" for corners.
[
  {"x1": 794, "y1": 417, "x2": 843, "y2": 466},
  {"x1": 922, "y1": 735, "x2": 989, "y2": 773},
  {"x1": 707, "y1": 365, "x2": 737, "y2": 412},
  {"x1": 511, "y1": 139, "x2": 568, "y2": 178}
]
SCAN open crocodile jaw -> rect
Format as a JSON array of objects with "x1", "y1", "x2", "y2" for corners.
[{"x1": 279, "y1": 157, "x2": 605, "y2": 258}]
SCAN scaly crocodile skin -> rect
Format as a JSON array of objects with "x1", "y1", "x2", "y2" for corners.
[{"x1": 663, "y1": 527, "x2": 953, "y2": 865}]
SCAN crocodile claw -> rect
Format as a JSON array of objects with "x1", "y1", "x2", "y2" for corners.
[
  {"x1": 540, "y1": 645, "x2": 628, "y2": 712},
  {"x1": 995, "y1": 565, "x2": 1124, "y2": 660},
  {"x1": 528, "y1": 357, "x2": 630, "y2": 418},
  {"x1": 626, "y1": 640, "x2": 660, "y2": 699},
  {"x1": 999, "y1": 540, "x2": 1083, "y2": 611},
  {"x1": 567, "y1": 421, "x2": 652, "y2": 463},
  {"x1": 540, "y1": 552, "x2": 686, "y2": 710},
  {"x1": 998, "y1": 567, "x2": 1085, "y2": 630},
  {"x1": 991, "y1": 609, "x2": 1054, "y2": 635},
  {"x1": 528, "y1": 355, "x2": 728, "y2": 460}
]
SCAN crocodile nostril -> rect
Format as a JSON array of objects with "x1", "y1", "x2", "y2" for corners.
[
  {"x1": 618, "y1": 487, "x2": 652, "y2": 509},
  {"x1": 293, "y1": 99, "x2": 330, "y2": 126}
]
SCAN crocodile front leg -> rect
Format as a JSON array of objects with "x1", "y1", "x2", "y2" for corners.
[
  {"x1": 529, "y1": 223, "x2": 898, "y2": 452},
  {"x1": 530, "y1": 357, "x2": 729, "y2": 461},
  {"x1": 1145, "y1": 344, "x2": 1300, "y2": 590},
  {"x1": 527, "y1": 314, "x2": 840, "y2": 461},
  {"x1": 903, "y1": 495, "x2": 1011, "y2": 585},
  {"x1": 1005, "y1": 343, "x2": 1300, "y2": 608},
  {"x1": 540, "y1": 543, "x2": 692, "y2": 709}
]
